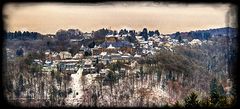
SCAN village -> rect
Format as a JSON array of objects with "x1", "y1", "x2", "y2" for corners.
[
  {"x1": 15, "y1": 31, "x2": 214, "y2": 105},
  {"x1": 28, "y1": 31, "x2": 210, "y2": 81},
  {"x1": 32, "y1": 31, "x2": 208, "y2": 74}
]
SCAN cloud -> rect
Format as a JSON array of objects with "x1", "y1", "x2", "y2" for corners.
[{"x1": 3, "y1": 2, "x2": 232, "y2": 34}]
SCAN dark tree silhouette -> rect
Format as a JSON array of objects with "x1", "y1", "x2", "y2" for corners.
[
  {"x1": 141, "y1": 28, "x2": 148, "y2": 41},
  {"x1": 184, "y1": 92, "x2": 200, "y2": 108}
]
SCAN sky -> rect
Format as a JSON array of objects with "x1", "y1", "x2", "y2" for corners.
[{"x1": 3, "y1": 2, "x2": 236, "y2": 34}]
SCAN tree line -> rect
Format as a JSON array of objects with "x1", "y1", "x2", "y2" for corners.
[{"x1": 5, "y1": 31, "x2": 42, "y2": 40}]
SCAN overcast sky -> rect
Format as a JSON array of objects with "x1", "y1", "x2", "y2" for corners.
[{"x1": 3, "y1": 2, "x2": 236, "y2": 34}]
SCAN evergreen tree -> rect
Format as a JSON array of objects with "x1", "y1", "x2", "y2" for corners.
[
  {"x1": 218, "y1": 96, "x2": 228, "y2": 108},
  {"x1": 140, "y1": 66, "x2": 144, "y2": 84},
  {"x1": 119, "y1": 29, "x2": 124, "y2": 36},
  {"x1": 113, "y1": 30, "x2": 118, "y2": 35},
  {"x1": 148, "y1": 31, "x2": 154, "y2": 37},
  {"x1": 218, "y1": 84, "x2": 226, "y2": 96},
  {"x1": 142, "y1": 28, "x2": 148, "y2": 41},
  {"x1": 16, "y1": 48, "x2": 24, "y2": 57},
  {"x1": 175, "y1": 32, "x2": 183, "y2": 43},
  {"x1": 18, "y1": 74, "x2": 24, "y2": 91},
  {"x1": 154, "y1": 30, "x2": 160, "y2": 36},
  {"x1": 209, "y1": 78, "x2": 229, "y2": 107},
  {"x1": 15, "y1": 74, "x2": 24, "y2": 98},
  {"x1": 184, "y1": 92, "x2": 200, "y2": 108},
  {"x1": 200, "y1": 97, "x2": 211, "y2": 107},
  {"x1": 210, "y1": 78, "x2": 220, "y2": 105},
  {"x1": 173, "y1": 101, "x2": 183, "y2": 108}
]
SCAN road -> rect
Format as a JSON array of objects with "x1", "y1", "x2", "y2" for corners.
[{"x1": 64, "y1": 67, "x2": 83, "y2": 106}]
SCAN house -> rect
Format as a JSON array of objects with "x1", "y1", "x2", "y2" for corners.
[
  {"x1": 82, "y1": 59, "x2": 96, "y2": 75},
  {"x1": 162, "y1": 42, "x2": 172, "y2": 48},
  {"x1": 83, "y1": 32, "x2": 93, "y2": 39},
  {"x1": 57, "y1": 59, "x2": 80, "y2": 74},
  {"x1": 79, "y1": 45, "x2": 86, "y2": 54},
  {"x1": 44, "y1": 60, "x2": 53, "y2": 67},
  {"x1": 98, "y1": 35, "x2": 133, "y2": 54},
  {"x1": 189, "y1": 39, "x2": 202, "y2": 45},
  {"x1": 134, "y1": 53, "x2": 141, "y2": 59},
  {"x1": 45, "y1": 50, "x2": 51, "y2": 57},
  {"x1": 105, "y1": 44, "x2": 116, "y2": 53},
  {"x1": 105, "y1": 35, "x2": 118, "y2": 42},
  {"x1": 111, "y1": 53, "x2": 122, "y2": 63},
  {"x1": 99, "y1": 69, "x2": 109, "y2": 77},
  {"x1": 171, "y1": 39, "x2": 178, "y2": 43},
  {"x1": 59, "y1": 51, "x2": 72, "y2": 59},
  {"x1": 99, "y1": 52, "x2": 107, "y2": 57},
  {"x1": 110, "y1": 52, "x2": 132, "y2": 64},
  {"x1": 70, "y1": 39, "x2": 83, "y2": 44},
  {"x1": 73, "y1": 53, "x2": 84, "y2": 59},
  {"x1": 52, "y1": 52, "x2": 61, "y2": 60},
  {"x1": 120, "y1": 55, "x2": 131, "y2": 63},
  {"x1": 135, "y1": 35, "x2": 143, "y2": 42},
  {"x1": 92, "y1": 45, "x2": 102, "y2": 55},
  {"x1": 92, "y1": 57, "x2": 99, "y2": 65},
  {"x1": 100, "y1": 54, "x2": 110, "y2": 65},
  {"x1": 33, "y1": 59, "x2": 43, "y2": 65},
  {"x1": 182, "y1": 39, "x2": 189, "y2": 43},
  {"x1": 138, "y1": 41, "x2": 149, "y2": 49}
]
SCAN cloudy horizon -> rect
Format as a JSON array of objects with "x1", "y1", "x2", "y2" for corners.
[{"x1": 3, "y1": 2, "x2": 236, "y2": 34}]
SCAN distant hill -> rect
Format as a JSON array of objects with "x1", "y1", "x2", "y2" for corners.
[
  {"x1": 196, "y1": 27, "x2": 237, "y2": 37},
  {"x1": 169, "y1": 27, "x2": 237, "y2": 40}
]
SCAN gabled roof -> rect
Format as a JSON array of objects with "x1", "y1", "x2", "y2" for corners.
[
  {"x1": 107, "y1": 44, "x2": 115, "y2": 49},
  {"x1": 100, "y1": 52, "x2": 107, "y2": 56},
  {"x1": 80, "y1": 45, "x2": 85, "y2": 50}
]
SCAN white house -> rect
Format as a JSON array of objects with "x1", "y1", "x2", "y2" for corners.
[
  {"x1": 59, "y1": 51, "x2": 72, "y2": 59},
  {"x1": 189, "y1": 39, "x2": 202, "y2": 45}
]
